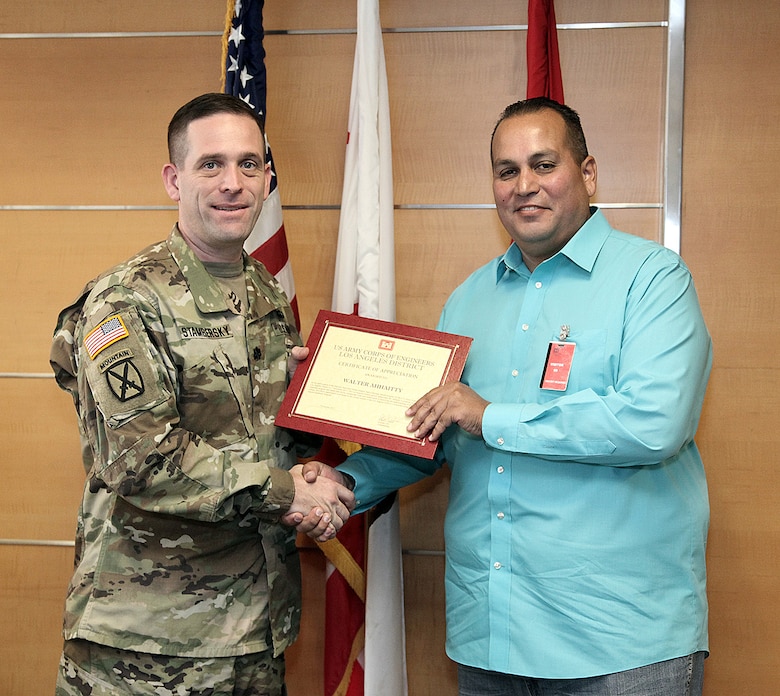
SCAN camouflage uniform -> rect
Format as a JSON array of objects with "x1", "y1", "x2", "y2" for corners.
[
  {"x1": 57, "y1": 638, "x2": 287, "y2": 695},
  {"x1": 50, "y1": 226, "x2": 308, "y2": 675}
]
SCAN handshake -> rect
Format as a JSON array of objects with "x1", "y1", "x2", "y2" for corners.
[{"x1": 282, "y1": 461, "x2": 354, "y2": 542}]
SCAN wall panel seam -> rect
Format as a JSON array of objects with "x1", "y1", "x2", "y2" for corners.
[
  {"x1": 0, "y1": 373, "x2": 54, "y2": 378},
  {"x1": 0, "y1": 539, "x2": 75, "y2": 547},
  {"x1": 0, "y1": 23, "x2": 667, "y2": 41}
]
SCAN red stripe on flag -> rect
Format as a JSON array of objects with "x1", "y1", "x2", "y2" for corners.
[
  {"x1": 526, "y1": 0, "x2": 564, "y2": 103},
  {"x1": 248, "y1": 222, "x2": 289, "y2": 277}
]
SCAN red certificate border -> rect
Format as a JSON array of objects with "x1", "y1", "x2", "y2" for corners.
[{"x1": 276, "y1": 310, "x2": 472, "y2": 459}]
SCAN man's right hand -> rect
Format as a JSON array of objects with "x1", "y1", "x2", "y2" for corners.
[{"x1": 285, "y1": 463, "x2": 354, "y2": 542}]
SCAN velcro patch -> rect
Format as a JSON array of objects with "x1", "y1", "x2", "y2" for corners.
[
  {"x1": 84, "y1": 306, "x2": 170, "y2": 424},
  {"x1": 98, "y1": 348, "x2": 135, "y2": 373},
  {"x1": 84, "y1": 315, "x2": 129, "y2": 359},
  {"x1": 104, "y1": 358, "x2": 145, "y2": 402}
]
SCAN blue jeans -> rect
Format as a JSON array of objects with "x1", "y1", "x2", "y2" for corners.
[{"x1": 457, "y1": 653, "x2": 705, "y2": 696}]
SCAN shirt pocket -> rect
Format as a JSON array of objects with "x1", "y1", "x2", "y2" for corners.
[
  {"x1": 538, "y1": 328, "x2": 610, "y2": 397},
  {"x1": 178, "y1": 345, "x2": 251, "y2": 446},
  {"x1": 249, "y1": 310, "x2": 294, "y2": 410}
]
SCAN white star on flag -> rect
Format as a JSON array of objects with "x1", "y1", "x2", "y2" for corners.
[
  {"x1": 240, "y1": 66, "x2": 253, "y2": 87},
  {"x1": 229, "y1": 24, "x2": 244, "y2": 47}
]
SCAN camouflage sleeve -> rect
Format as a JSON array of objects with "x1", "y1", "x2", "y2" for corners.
[
  {"x1": 50, "y1": 279, "x2": 98, "y2": 401},
  {"x1": 71, "y1": 286, "x2": 296, "y2": 523}
]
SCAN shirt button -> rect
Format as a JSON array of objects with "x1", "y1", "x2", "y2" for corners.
[
  {"x1": 512, "y1": 369, "x2": 518, "y2": 377},
  {"x1": 522, "y1": 323, "x2": 529, "y2": 331},
  {"x1": 497, "y1": 466, "x2": 505, "y2": 474},
  {"x1": 535, "y1": 281, "x2": 542, "y2": 289},
  {"x1": 497, "y1": 512, "x2": 505, "y2": 520},
  {"x1": 494, "y1": 562, "x2": 502, "y2": 570},
  {"x1": 497, "y1": 437, "x2": 505, "y2": 446}
]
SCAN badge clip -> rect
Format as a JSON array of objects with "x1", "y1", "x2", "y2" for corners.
[{"x1": 541, "y1": 325, "x2": 575, "y2": 391}]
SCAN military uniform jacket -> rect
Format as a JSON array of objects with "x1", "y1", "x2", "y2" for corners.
[{"x1": 50, "y1": 226, "x2": 303, "y2": 658}]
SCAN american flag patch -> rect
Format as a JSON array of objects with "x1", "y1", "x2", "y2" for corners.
[{"x1": 84, "y1": 315, "x2": 129, "y2": 359}]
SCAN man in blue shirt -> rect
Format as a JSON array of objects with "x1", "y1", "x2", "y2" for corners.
[{"x1": 294, "y1": 97, "x2": 712, "y2": 695}]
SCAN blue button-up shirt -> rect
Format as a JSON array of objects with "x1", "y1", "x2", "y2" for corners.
[{"x1": 342, "y1": 209, "x2": 712, "y2": 678}]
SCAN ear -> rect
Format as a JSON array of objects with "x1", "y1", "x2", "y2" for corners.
[
  {"x1": 581, "y1": 155, "x2": 597, "y2": 197},
  {"x1": 161, "y1": 163, "x2": 181, "y2": 202},
  {"x1": 263, "y1": 161, "x2": 272, "y2": 201}
]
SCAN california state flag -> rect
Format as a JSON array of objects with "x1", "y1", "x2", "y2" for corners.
[{"x1": 322, "y1": 0, "x2": 407, "y2": 694}]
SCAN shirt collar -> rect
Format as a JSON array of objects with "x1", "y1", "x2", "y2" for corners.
[
  {"x1": 496, "y1": 206, "x2": 610, "y2": 282},
  {"x1": 497, "y1": 242, "x2": 527, "y2": 282},
  {"x1": 167, "y1": 225, "x2": 238, "y2": 314}
]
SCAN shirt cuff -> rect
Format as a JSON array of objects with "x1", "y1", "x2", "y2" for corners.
[
  {"x1": 263, "y1": 467, "x2": 296, "y2": 516},
  {"x1": 340, "y1": 471, "x2": 356, "y2": 491},
  {"x1": 482, "y1": 402, "x2": 515, "y2": 450}
]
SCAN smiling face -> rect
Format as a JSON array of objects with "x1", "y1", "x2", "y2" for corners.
[
  {"x1": 161, "y1": 112, "x2": 271, "y2": 263},
  {"x1": 491, "y1": 108, "x2": 597, "y2": 271}
]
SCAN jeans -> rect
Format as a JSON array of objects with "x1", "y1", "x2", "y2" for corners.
[{"x1": 458, "y1": 653, "x2": 705, "y2": 696}]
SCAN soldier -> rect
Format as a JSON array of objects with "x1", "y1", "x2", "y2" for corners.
[{"x1": 50, "y1": 93, "x2": 354, "y2": 695}]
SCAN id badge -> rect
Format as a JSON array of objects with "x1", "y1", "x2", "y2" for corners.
[{"x1": 540, "y1": 341, "x2": 575, "y2": 391}]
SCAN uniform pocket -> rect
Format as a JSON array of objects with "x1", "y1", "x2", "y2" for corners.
[{"x1": 178, "y1": 346, "x2": 251, "y2": 444}]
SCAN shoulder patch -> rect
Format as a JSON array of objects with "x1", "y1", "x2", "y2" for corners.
[
  {"x1": 104, "y1": 358, "x2": 145, "y2": 402},
  {"x1": 82, "y1": 305, "x2": 171, "y2": 424},
  {"x1": 84, "y1": 315, "x2": 129, "y2": 359}
]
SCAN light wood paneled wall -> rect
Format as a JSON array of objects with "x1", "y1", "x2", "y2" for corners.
[
  {"x1": 683, "y1": 1, "x2": 780, "y2": 691},
  {"x1": 1, "y1": 1, "x2": 777, "y2": 694}
]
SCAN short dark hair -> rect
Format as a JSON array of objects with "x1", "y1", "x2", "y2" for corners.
[
  {"x1": 491, "y1": 97, "x2": 589, "y2": 165},
  {"x1": 167, "y1": 93, "x2": 266, "y2": 165}
]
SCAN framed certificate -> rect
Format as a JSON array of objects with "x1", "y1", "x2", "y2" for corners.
[{"x1": 276, "y1": 310, "x2": 472, "y2": 459}]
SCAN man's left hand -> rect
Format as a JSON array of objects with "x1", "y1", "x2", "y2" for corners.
[{"x1": 406, "y1": 382, "x2": 489, "y2": 442}]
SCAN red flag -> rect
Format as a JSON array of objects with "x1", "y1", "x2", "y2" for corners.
[
  {"x1": 526, "y1": 0, "x2": 565, "y2": 102},
  {"x1": 222, "y1": 0, "x2": 300, "y2": 327}
]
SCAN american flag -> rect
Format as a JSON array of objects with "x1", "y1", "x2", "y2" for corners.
[
  {"x1": 84, "y1": 316, "x2": 128, "y2": 359},
  {"x1": 223, "y1": 0, "x2": 300, "y2": 328}
]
